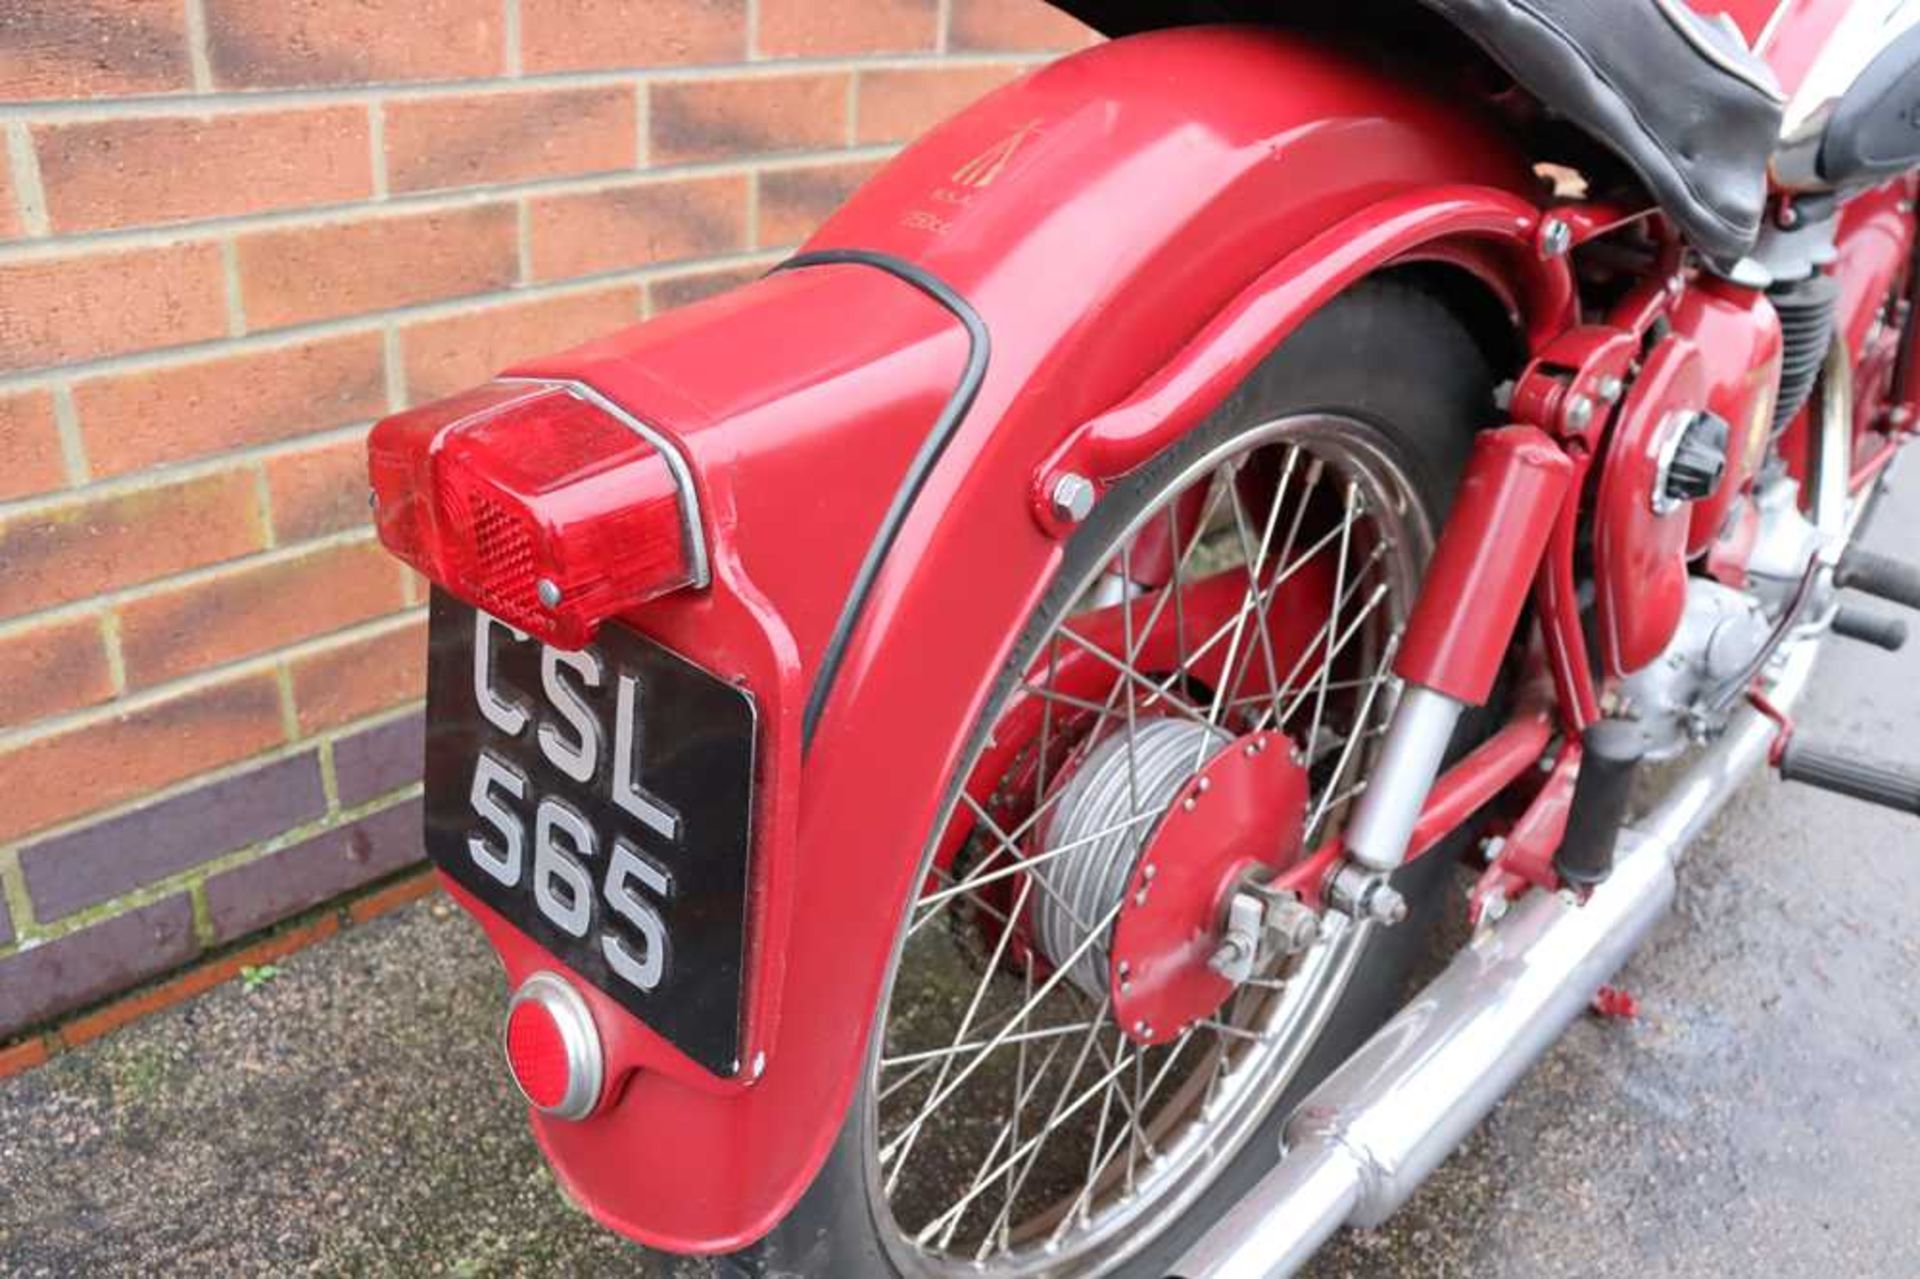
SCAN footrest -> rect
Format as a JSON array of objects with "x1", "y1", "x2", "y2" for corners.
[
  {"x1": 1831, "y1": 605, "x2": 1909, "y2": 651},
  {"x1": 1778, "y1": 739, "x2": 1920, "y2": 816},
  {"x1": 1835, "y1": 547, "x2": 1920, "y2": 611}
]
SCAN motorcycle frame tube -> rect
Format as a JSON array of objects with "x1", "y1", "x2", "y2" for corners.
[
  {"x1": 1276, "y1": 706, "x2": 1559, "y2": 906},
  {"x1": 1033, "y1": 188, "x2": 1574, "y2": 527},
  {"x1": 1406, "y1": 708, "x2": 1556, "y2": 857},
  {"x1": 452, "y1": 26, "x2": 1572, "y2": 1252}
]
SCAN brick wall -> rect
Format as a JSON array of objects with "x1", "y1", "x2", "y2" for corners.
[{"x1": 0, "y1": 0, "x2": 1094, "y2": 1044}]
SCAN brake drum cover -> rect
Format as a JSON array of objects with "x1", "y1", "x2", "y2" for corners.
[{"x1": 1033, "y1": 717, "x2": 1308, "y2": 1047}]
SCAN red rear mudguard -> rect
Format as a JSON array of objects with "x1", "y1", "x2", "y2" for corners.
[{"x1": 459, "y1": 25, "x2": 1567, "y2": 1251}]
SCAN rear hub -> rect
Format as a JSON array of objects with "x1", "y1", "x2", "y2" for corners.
[{"x1": 1034, "y1": 719, "x2": 1308, "y2": 1047}]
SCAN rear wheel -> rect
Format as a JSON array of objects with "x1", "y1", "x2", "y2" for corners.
[{"x1": 734, "y1": 276, "x2": 1500, "y2": 1277}]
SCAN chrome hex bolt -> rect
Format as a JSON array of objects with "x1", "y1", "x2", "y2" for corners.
[
  {"x1": 1264, "y1": 894, "x2": 1322, "y2": 956},
  {"x1": 1540, "y1": 217, "x2": 1573, "y2": 257},
  {"x1": 1366, "y1": 882, "x2": 1410, "y2": 927},
  {"x1": 1050, "y1": 472, "x2": 1096, "y2": 523}
]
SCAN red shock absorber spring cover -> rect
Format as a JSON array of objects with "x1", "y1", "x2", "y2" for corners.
[{"x1": 1396, "y1": 425, "x2": 1573, "y2": 704}]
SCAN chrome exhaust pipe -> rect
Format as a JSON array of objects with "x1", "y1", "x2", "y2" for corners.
[{"x1": 1175, "y1": 638, "x2": 1820, "y2": 1278}]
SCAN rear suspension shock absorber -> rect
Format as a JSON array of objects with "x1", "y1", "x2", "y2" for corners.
[{"x1": 1344, "y1": 426, "x2": 1573, "y2": 873}]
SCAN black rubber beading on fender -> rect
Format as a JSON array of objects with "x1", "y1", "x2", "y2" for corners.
[{"x1": 768, "y1": 249, "x2": 992, "y2": 751}]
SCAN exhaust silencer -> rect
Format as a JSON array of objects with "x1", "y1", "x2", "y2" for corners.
[{"x1": 1175, "y1": 639, "x2": 1818, "y2": 1278}]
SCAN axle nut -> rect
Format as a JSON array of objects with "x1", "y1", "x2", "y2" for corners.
[
  {"x1": 1265, "y1": 896, "x2": 1321, "y2": 955},
  {"x1": 1049, "y1": 472, "x2": 1097, "y2": 523},
  {"x1": 1367, "y1": 883, "x2": 1410, "y2": 927}
]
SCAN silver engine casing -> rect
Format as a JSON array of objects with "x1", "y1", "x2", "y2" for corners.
[
  {"x1": 1618, "y1": 580, "x2": 1774, "y2": 760},
  {"x1": 1619, "y1": 475, "x2": 1830, "y2": 760}
]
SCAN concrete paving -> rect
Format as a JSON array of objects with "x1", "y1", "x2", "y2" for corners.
[{"x1": 4, "y1": 475, "x2": 1918, "y2": 1277}]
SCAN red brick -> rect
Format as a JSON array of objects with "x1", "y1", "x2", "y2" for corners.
[
  {"x1": 116, "y1": 540, "x2": 407, "y2": 688},
  {"x1": 237, "y1": 204, "x2": 518, "y2": 331},
  {"x1": 521, "y1": 0, "x2": 744, "y2": 74},
  {"x1": 759, "y1": 0, "x2": 937, "y2": 55},
  {"x1": 0, "y1": 469, "x2": 266, "y2": 618},
  {"x1": 0, "y1": 672, "x2": 286, "y2": 842},
  {"x1": 0, "y1": 159, "x2": 21, "y2": 240},
  {"x1": 385, "y1": 87, "x2": 637, "y2": 195},
  {"x1": 74, "y1": 333, "x2": 387, "y2": 477},
  {"x1": 0, "y1": 1, "x2": 190, "y2": 100},
  {"x1": 264, "y1": 435, "x2": 374, "y2": 544},
  {"x1": 0, "y1": 244, "x2": 228, "y2": 373},
  {"x1": 204, "y1": 0, "x2": 502, "y2": 89},
  {"x1": 650, "y1": 73, "x2": 849, "y2": 166},
  {"x1": 0, "y1": 391, "x2": 68, "y2": 502},
  {"x1": 758, "y1": 159, "x2": 884, "y2": 247},
  {"x1": 400, "y1": 285, "x2": 639, "y2": 404},
  {"x1": 289, "y1": 614, "x2": 427, "y2": 734},
  {"x1": 648, "y1": 261, "x2": 765, "y2": 313},
  {"x1": 529, "y1": 175, "x2": 747, "y2": 282},
  {"x1": 947, "y1": 0, "x2": 1097, "y2": 51},
  {"x1": 857, "y1": 64, "x2": 1028, "y2": 145},
  {"x1": 35, "y1": 108, "x2": 374, "y2": 235},
  {"x1": 0, "y1": 614, "x2": 115, "y2": 729}
]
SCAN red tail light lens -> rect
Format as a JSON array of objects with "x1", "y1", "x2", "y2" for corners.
[{"x1": 368, "y1": 379, "x2": 703, "y2": 648}]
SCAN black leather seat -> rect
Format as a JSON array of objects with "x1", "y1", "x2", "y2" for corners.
[{"x1": 1045, "y1": 1, "x2": 1786, "y2": 263}]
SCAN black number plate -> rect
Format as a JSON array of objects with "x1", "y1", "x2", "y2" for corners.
[{"x1": 423, "y1": 591, "x2": 757, "y2": 1078}]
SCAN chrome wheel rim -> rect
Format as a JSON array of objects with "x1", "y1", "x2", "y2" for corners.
[{"x1": 864, "y1": 414, "x2": 1434, "y2": 1276}]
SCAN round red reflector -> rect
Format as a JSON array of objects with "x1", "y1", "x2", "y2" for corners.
[
  {"x1": 506, "y1": 999, "x2": 572, "y2": 1111},
  {"x1": 502, "y1": 972, "x2": 604, "y2": 1120}
]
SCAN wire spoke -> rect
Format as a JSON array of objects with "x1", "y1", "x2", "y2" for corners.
[
  {"x1": 881, "y1": 889, "x2": 1131, "y2": 1170},
  {"x1": 1217, "y1": 449, "x2": 1296, "y2": 730},
  {"x1": 880, "y1": 1019, "x2": 1108, "y2": 1070},
  {"x1": 874, "y1": 422, "x2": 1425, "y2": 1266},
  {"x1": 909, "y1": 807, "x2": 1162, "y2": 928}
]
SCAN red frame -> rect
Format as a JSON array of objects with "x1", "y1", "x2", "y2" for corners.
[{"x1": 399, "y1": 9, "x2": 1920, "y2": 1257}]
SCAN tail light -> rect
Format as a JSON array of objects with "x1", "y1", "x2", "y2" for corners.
[
  {"x1": 368, "y1": 377, "x2": 706, "y2": 648},
  {"x1": 504, "y1": 972, "x2": 605, "y2": 1121}
]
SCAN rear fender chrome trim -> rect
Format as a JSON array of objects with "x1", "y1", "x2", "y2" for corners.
[{"x1": 495, "y1": 375, "x2": 712, "y2": 592}]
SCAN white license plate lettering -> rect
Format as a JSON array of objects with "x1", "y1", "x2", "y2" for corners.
[
  {"x1": 467, "y1": 622, "x2": 677, "y2": 993},
  {"x1": 602, "y1": 839, "x2": 673, "y2": 993},
  {"x1": 467, "y1": 749, "x2": 527, "y2": 887}
]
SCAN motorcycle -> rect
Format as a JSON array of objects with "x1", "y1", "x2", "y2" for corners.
[{"x1": 363, "y1": 1, "x2": 1920, "y2": 1274}]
